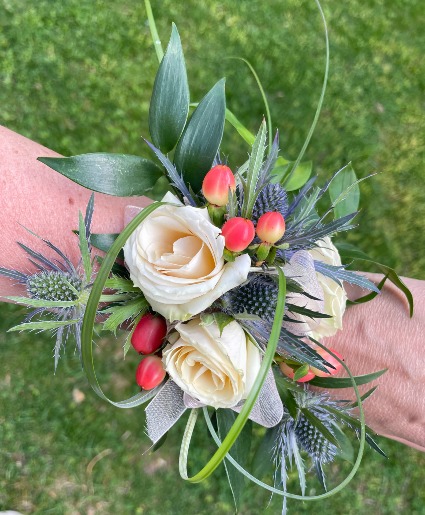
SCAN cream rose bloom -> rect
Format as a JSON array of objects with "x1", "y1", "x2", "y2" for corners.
[
  {"x1": 308, "y1": 236, "x2": 347, "y2": 338},
  {"x1": 123, "y1": 193, "x2": 251, "y2": 322},
  {"x1": 162, "y1": 317, "x2": 261, "y2": 408}
]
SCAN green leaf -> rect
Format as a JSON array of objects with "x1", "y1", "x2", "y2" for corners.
[
  {"x1": 38, "y1": 154, "x2": 163, "y2": 197},
  {"x1": 149, "y1": 175, "x2": 172, "y2": 201},
  {"x1": 149, "y1": 23, "x2": 189, "y2": 152},
  {"x1": 273, "y1": 371, "x2": 298, "y2": 419},
  {"x1": 329, "y1": 163, "x2": 360, "y2": 219},
  {"x1": 102, "y1": 297, "x2": 148, "y2": 334},
  {"x1": 79, "y1": 211, "x2": 92, "y2": 283},
  {"x1": 278, "y1": 160, "x2": 312, "y2": 192},
  {"x1": 309, "y1": 368, "x2": 387, "y2": 388},
  {"x1": 104, "y1": 276, "x2": 141, "y2": 293},
  {"x1": 347, "y1": 386, "x2": 378, "y2": 408},
  {"x1": 174, "y1": 79, "x2": 226, "y2": 191},
  {"x1": 200, "y1": 312, "x2": 233, "y2": 335},
  {"x1": 90, "y1": 233, "x2": 119, "y2": 254},
  {"x1": 123, "y1": 312, "x2": 144, "y2": 357},
  {"x1": 299, "y1": 408, "x2": 340, "y2": 448},
  {"x1": 6, "y1": 296, "x2": 77, "y2": 308},
  {"x1": 241, "y1": 120, "x2": 267, "y2": 219},
  {"x1": 286, "y1": 303, "x2": 332, "y2": 319},
  {"x1": 336, "y1": 242, "x2": 414, "y2": 317},
  {"x1": 293, "y1": 364, "x2": 310, "y2": 381},
  {"x1": 8, "y1": 319, "x2": 80, "y2": 332},
  {"x1": 225, "y1": 108, "x2": 255, "y2": 146},
  {"x1": 365, "y1": 433, "x2": 387, "y2": 458},
  {"x1": 332, "y1": 423, "x2": 354, "y2": 463},
  {"x1": 217, "y1": 409, "x2": 252, "y2": 511}
]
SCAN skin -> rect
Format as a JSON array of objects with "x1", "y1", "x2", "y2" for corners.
[{"x1": 0, "y1": 125, "x2": 424, "y2": 451}]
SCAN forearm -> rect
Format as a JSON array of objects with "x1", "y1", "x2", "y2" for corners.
[
  {"x1": 0, "y1": 126, "x2": 151, "y2": 297},
  {"x1": 327, "y1": 274, "x2": 425, "y2": 451}
]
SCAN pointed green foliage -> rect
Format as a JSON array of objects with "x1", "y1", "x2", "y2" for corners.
[
  {"x1": 149, "y1": 24, "x2": 190, "y2": 152},
  {"x1": 90, "y1": 233, "x2": 119, "y2": 254},
  {"x1": 6, "y1": 296, "x2": 77, "y2": 308},
  {"x1": 241, "y1": 120, "x2": 267, "y2": 218},
  {"x1": 293, "y1": 364, "x2": 310, "y2": 381},
  {"x1": 336, "y1": 242, "x2": 414, "y2": 317},
  {"x1": 38, "y1": 154, "x2": 163, "y2": 197},
  {"x1": 8, "y1": 319, "x2": 80, "y2": 332},
  {"x1": 104, "y1": 276, "x2": 141, "y2": 293},
  {"x1": 200, "y1": 312, "x2": 233, "y2": 335},
  {"x1": 332, "y1": 423, "x2": 354, "y2": 463},
  {"x1": 309, "y1": 368, "x2": 387, "y2": 388},
  {"x1": 273, "y1": 372, "x2": 298, "y2": 419},
  {"x1": 217, "y1": 409, "x2": 252, "y2": 511},
  {"x1": 102, "y1": 297, "x2": 148, "y2": 334},
  {"x1": 79, "y1": 212, "x2": 92, "y2": 283},
  {"x1": 286, "y1": 303, "x2": 332, "y2": 319},
  {"x1": 174, "y1": 79, "x2": 226, "y2": 192},
  {"x1": 329, "y1": 163, "x2": 360, "y2": 219}
]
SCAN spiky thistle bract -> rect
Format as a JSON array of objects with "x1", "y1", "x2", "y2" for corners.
[{"x1": 0, "y1": 194, "x2": 95, "y2": 369}]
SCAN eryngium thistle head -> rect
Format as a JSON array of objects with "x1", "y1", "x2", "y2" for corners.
[
  {"x1": 251, "y1": 184, "x2": 288, "y2": 224},
  {"x1": 224, "y1": 275, "x2": 278, "y2": 320},
  {"x1": 26, "y1": 271, "x2": 82, "y2": 302},
  {"x1": 294, "y1": 415, "x2": 337, "y2": 464}
]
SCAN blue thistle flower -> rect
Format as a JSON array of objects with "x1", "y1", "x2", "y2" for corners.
[{"x1": 0, "y1": 194, "x2": 95, "y2": 370}]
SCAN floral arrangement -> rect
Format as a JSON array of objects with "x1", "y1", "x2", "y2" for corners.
[{"x1": 1, "y1": 1, "x2": 414, "y2": 512}]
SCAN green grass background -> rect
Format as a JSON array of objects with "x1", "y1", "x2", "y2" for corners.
[{"x1": 1, "y1": 0, "x2": 424, "y2": 513}]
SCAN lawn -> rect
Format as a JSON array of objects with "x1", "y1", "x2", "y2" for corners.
[{"x1": 1, "y1": 0, "x2": 424, "y2": 514}]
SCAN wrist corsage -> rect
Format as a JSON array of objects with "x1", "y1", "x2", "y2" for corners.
[{"x1": 0, "y1": 1, "x2": 414, "y2": 512}]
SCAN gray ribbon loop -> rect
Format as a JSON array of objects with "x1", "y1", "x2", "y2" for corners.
[{"x1": 145, "y1": 380, "x2": 187, "y2": 444}]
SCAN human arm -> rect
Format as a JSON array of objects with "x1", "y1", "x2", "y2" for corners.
[
  {"x1": 0, "y1": 125, "x2": 152, "y2": 297},
  {"x1": 326, "y1": 275, "x2": 425, "y2": 451}
]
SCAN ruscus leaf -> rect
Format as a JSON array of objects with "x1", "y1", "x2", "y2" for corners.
[
  {"x1": 174, "y1": 79, "x2": 226, "y2": 192},
  {"x1": 38, "y1": 154, "x2": 163, "y2": 196},
  {"x1": 149, "y1": 23, "x2": 190, "y2": 152}
]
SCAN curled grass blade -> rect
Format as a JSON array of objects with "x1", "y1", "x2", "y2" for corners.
[
  {"x1": 284, "y1": 0, "x2": 329, "y2": 187},
  {"x1": 202, "y1": 342, "x2": 366, "y2": 501},
  {"x1": 179, "y1": 267, "x2": 286, "y2": 483},
  {"x1": 80, "y1": 202, "x2": 164, "y2": 408}
]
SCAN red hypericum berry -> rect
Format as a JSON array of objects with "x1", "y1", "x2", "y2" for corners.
[
  {"x1": 202, "y1": 165, "x2": 236, "y2": 207},
  {"x1": 131, "y1": 313, "x2": 167, "y2": 354},
  {"x1": 311, "y1": 348, "x2": 344, "y2": 377},
  {"x1": 256, "y1": 212, "x2": 286, "y2": 244},
  {"x1": 135, "y1": 356, "x2": 166, "y2": 390},
  {"x1": 221, "y1": 217, "x2": 255, "y2": 252},
  {"x1": 280, "y1": 362, "x2": 315, "y2": 383}
]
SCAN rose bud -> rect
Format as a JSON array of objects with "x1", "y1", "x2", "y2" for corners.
[
  {"x1": 136, "y1": 356, "x2": 166, "y2": 390},
  {"x1": 221, "y1": 217, "x2": 255, "y2": 252},
  {"x1": 131, "y1": 313, "x2": 167, "y2": 354},
  {"x1": 256, "y1": 211, "x2": 286, "y2": 244},
  {"x1": 280, "y1": 362, "x2": 315, "y2": 383},
  {"x1": 311, "y1": 348, "x2": 344, "y2": 377},
  {"x1": 202, "y1": 165, "x2": 236, "y2": 207}
]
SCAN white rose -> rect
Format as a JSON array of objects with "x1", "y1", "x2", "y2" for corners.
[
  {"x1": 123, "y1": 193, "x2": 251, "y2": 321},
  {"x1": 162, "y1": 317, "x2": 261, "y2": 409},
  {"x1": 308, "y1": 236, "x2": 347, "y2": 338}
]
